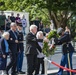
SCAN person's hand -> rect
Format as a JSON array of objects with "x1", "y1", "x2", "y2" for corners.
[
  {"x1": 15, "y1": 40, "x2": 18, "y2": 43},
  {"x1": 49, "y1": 44, "x2": 55, "y2": 50},
  {"x1": 44, "y1": 37, "x2": 49, "y2": 42},
  {"x1": 3, "y1": 55, "x2": 6, "y2": 58},
  {"x1": 51, "y1": 44, "x2": 55, "y2": 48},
  {"x1": 65, "y1": 26, "x2": 71, "y2": 34}
]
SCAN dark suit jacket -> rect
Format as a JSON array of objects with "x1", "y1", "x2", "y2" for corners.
[
  {"x1": 17, "y1": 31, "x2": 24, "y2": 52},
  {"x1": 25, "y1": 32, "x2": 42, "y2": 55},
  {"x1": 8, "y1": 30, "x2": 18, "y2": 54},
  {"x1": 0, "y1": 38, "x2": 6, "y2": 55}
]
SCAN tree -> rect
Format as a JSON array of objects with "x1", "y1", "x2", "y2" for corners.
[
  {"x1": 0, "y1": 0, "x2": 27, "y2": 11},
  {"x1": 0, "y1": 0, "x2": 6, "y2": 10},
  {"x1": 69, "y1": 14, "x2": 76, "y2": 39},
  {"x1": 0, "y1": 0, "x2": 76, "y2": 29},
  {"x1": 25, "y1": 0, "x2": 76, "y2": 29}
]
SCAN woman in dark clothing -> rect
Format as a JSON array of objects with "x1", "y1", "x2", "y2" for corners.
[{"x1": 0, "y1": 32, "x2": 9, "y2": 75}]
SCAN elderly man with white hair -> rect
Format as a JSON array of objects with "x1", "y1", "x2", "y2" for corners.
[
  {"x1": 25, "y1": 25, "x2": 42, "y2": 75},
  {"x1": 6, "y1": 22, "x2": 18, "y2": 75}
]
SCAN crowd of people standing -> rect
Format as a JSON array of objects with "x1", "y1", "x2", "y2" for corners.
[
  {"x1": 0, "y1": 23, "x2": 26, "y2": 75},
  {"x1": 0, "y1": 11, "x2": 27, "y2": 35},
  {"x1": 0, "y1": 11, "x2": 47, "y2": 75},
  {"x1": 0, "y1": 11, "x2": 75, "y2": 75},
  {"x1": 0, "y1": 11, "x2": 27, "y2": 75}
]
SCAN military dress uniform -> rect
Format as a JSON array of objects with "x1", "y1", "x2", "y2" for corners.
[{"x1": 55, "y1": 30, "x2": 74, "y2": 75}]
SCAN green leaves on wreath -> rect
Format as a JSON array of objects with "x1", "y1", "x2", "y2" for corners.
[
  {"x1": 47, "y1": 30, "x2": 59, "y2": 40},
  {"x1": 42, "y1": 41, "x2": 56, "y2": 56},
  {"x1": 42, "y1": 30, "x2": 59, "y2": 57}
]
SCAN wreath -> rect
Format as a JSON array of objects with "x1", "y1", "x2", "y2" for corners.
[{"x1": 42, "y1": 30, "x2": 59, "y2": 57}]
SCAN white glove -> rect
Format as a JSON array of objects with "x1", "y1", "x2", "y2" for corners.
[{"x1": 37, "y1": 52, "x2": 45, "y2": 58}]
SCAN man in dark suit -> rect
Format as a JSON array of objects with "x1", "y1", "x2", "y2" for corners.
[
  {"x1": 6, "y1": 22, "x2": 18, "y2": 75},
  {"x1": 25, "y1": 25, "x2": 42, "y2": 75}
]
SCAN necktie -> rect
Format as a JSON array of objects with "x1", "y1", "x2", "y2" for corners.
[{"x1": 13, "y1": 31, "x2": 17, "y2": 39}]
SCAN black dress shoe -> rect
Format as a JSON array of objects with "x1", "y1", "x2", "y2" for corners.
[
  {"x1": 11, "y1": 72, "x2": 18, "y2": 75},
  {"x1": 5, "y1": 71, "x2": 9, "y2": 75},
  {"x1": 18, "y1": 71, "x2": 25, "y2": 74}
]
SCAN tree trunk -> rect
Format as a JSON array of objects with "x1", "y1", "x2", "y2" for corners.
[{"x1": 48, "y1": 10, "x2": 69, "y2": 29}]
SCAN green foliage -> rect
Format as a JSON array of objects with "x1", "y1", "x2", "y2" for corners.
[
  {"x1": 24, "y1": 0, "x2": 76, "y2": 28},
  {"x1": 0, "y1": 0, "x2": 6, "y2": 10},
  {"x1": 47, "y1": 30, "x2": 58, "y2": 39},
  {"x1": 0, "y1": 0, "x2": 27, "y2": 11},
  {"x1": 42, "y1": 41, "x2": 56, "y2": 57},
  {"x1": 0, "y1": 0, "x2": 76, "y2": 55},
  {"x1": 42, "y1": 30, "x2": 59, "y2": 56},
  {"x1": 0, "y1": 0, "x2": 76, "y2": 28},
  {"x1": 68, "y1": 15, "x2": 76, "y2": 39},
  {"x1": 42, "y1": 42, "x2": 49, "y2": 56}
]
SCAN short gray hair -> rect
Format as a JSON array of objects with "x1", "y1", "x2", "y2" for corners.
[
  {"x1": 36, "y1": 31, "x2": 43, "y2": 39},
  {"x1": 10, "y1": 22, "x2": 16, "y2": 27},
  {"x1": 2, "y1": 32, "x2": 9, "y2": 38},
  {"x1": 30, "y1": 25, "x2": 37, "y2": 31}
]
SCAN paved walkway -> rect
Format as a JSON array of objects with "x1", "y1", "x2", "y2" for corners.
[
  {"x1": 0, "y1": 52, "x2": 76, "y2": 75},
  {"x1": 8, "y1": 53, "x2": 76, "y2": 75},
  {"x1": 23, "y1": 53, "x2": 76, "y2": 75}
]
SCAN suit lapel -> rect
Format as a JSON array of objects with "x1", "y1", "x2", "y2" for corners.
[{"x1": 11, "y1": 30, "x2": 17, "y2": 39}]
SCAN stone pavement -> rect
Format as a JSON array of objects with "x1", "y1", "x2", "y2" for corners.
[
  {"x1": 0, "y1": 52, "x2": 76, "y2": 75},
  {"x1": 7, "y1": 53, "x2": 76, "y2": 75}
]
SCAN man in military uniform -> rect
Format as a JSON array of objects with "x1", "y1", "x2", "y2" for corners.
[{"x1": 54, "y1": 27, "x2": 74, "y2": 75}]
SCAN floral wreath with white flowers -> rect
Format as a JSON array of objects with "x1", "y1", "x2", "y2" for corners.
[{"x1": 42, "y1": 30, "x2": 59, "y2": 57}]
